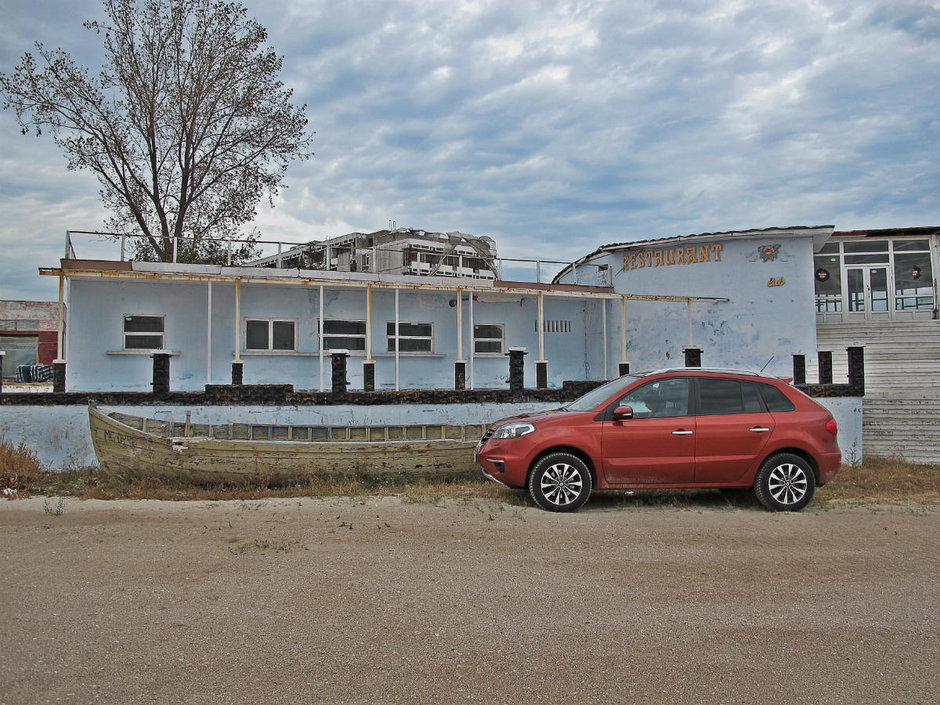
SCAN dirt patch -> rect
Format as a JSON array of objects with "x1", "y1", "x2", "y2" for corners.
[{"x1": 1, "y1": 496, "x2": 937, "y2": 704}]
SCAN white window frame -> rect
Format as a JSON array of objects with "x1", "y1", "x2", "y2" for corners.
[
  {"x1": 386, "y1": 321, "x2": 433, "y2": 353},
  {"x1": 321, "y1": 318, "x2": 367, "y2": 352},
  {"x1": 244, "y1": 317, "x2": 297, "y2": 352},
  {"x1": 473, "y1": 323, "x2": 504, "y2": 356},
  {"x1": 123, "y1": 314, "x2": 165, "y2": 351}
]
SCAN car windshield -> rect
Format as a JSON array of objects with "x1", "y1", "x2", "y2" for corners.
[{"x1": 563, "y1": 375, "x2": 641, "y2": 412}]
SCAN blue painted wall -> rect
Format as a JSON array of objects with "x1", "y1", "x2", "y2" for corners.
[
  {"x1": 66, "y1": 279, "x2": 593, "y2": 391},
  {"x1": 564, "y1": 233, "x2": 819, "y2": 378}
]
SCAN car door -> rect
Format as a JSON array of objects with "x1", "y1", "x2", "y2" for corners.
[
  {"x1": 600, "y1": 377, "x2": 695, "y2": 484},
  {"x1": 693, "y1": 377, "x2": 776, "y2": 484}
]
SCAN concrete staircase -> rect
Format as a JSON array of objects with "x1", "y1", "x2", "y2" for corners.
[{"x1": 814, "y1": 321, "x2": 940, "y2": 463}]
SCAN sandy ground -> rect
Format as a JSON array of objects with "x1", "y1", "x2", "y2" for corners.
[{"x1": 0, "y1": 495, "x2": 937, "y2": 705}]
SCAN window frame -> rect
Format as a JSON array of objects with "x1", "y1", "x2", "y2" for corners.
[
  {"x1": 386, "y1": 321, "x2": 434, "y2": 353},
  {"x1": 473, "y1": 323, "x2": 505, "y2": 356},
  {"x1": 122, "y1": 314, "x2": 166, "y2": 351},
  {"x1": 320, "y1": 318, "x2": 367, "y2": 352},
  {"x1": 244, "y1": 317, "x2": 298, "y2": 352}
]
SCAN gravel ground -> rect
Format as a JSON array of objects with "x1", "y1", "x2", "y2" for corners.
[{"x1": 0, "y1": 495, "x2": 937, "y2": 705}]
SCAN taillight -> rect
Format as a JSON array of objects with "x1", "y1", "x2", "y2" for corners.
[{"x1": 826, "y1": 419, "x2": 838, "y2": 435}]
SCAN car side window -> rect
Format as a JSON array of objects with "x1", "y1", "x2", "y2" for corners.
[
  {"x1": 698, "y1": 378, "x2": 764, "y2": 415},
  {"x1": 618, "y1": 378, "x2": 690, "y2": 418},
  {"x1": 757, "y1": 383, "x2": 796, "y2": 412}
]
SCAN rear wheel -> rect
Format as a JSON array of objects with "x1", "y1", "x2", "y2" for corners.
[
  {"x1": 754, "y1": 453, "x2": 816, "y2": 511},
  {"x1": 528, "y1": 453, "x2": 592, "y2": 512}
]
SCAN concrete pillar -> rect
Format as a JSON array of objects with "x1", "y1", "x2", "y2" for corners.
[
  {"x1": 231, "y1": 361, "x2": 244, "y2": 385},
  {"x1": 53, "y1": 359, "x2": 66, "y2": 393},
  {"x1": 848, "y1": 346, "x2": 865, "y2": 395},
  {"x1": 818, "y1": 350, "x2": 833, "y2": 384},
  {"x1": 683, "y1": 346, "x2": 702, "y2": 368},
  {"x1": 454, "y1": 361, "x2": 466, "y2": 390},
  {"x1": 363, "y1": 360, "x2": 375, "y2": 391},
  {"x1": 151, "y1": 351, "x2": 171, "y2": 396},
  {"x1": 0, "y1": 351, "x2": 4, "y2": 394},
  {"x1": 792, "y1": 354, "x2": 806, "y2": 385},
  {"x1": 536, "y1": 360, "x2": 548, "y2": 389},
  {"x1": 331, "y1": 351, "x2": 349, "y2": 395},
  {"x1": 506, "y1": 347, "x2": 526, "y2": 392},
  {"x1": 618, "y1": 362, "x2": 631, "y2": 376}
]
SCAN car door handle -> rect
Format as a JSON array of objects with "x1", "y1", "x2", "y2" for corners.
[
  {"x1": 672, "y1": 430, "x2": 693, "y2": 435},
  {"x1": 749, "y1": 427, "x2": 771, "y2": 432}
]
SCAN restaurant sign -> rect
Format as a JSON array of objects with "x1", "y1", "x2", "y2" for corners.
[{"x1": 623, "y1": 243, "x2": 724, "y2": 272}]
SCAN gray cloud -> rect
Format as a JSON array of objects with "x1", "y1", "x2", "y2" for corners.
[{"x1": 1, "y1": 0, "x2": 938, "y2": 299}]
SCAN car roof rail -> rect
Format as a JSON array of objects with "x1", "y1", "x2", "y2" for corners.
[{"x1": 645, "y1": 367, "x2": 774, "y2": 378}]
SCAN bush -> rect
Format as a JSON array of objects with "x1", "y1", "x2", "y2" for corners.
[{"x1": 0, "y1": 438, "x2": 44, "y2": 495}]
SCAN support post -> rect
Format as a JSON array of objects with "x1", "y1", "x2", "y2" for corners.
[
  {"x1": 331, "y1": 351, "x2": 349, "y2": 396},
  {"x1": 0, "y1": 351, "x2": 4, "y2": 394},
  {"x1": 151, "y1": 351, "x2": 171, "y2": 397},
  {"x1": 536, "y1": 360, "x2": 548, "y2": 389},
  {"x1": 506, "y1": 347, "x2": 527, "y2": 392},
  {"x1": 363, "y1": 360, "x2": 375, "y2": 391},
  {"x1": 683, "y1": 346, "x2": 703, "y2": 368},
  {"x1": 454, "y1": 360, "x2": 466, "y2": 390},
  {"x1": 847, "y1": 346, "x2": 865, "y2": 395},
  {"x1": 818, "y1": 350, "x2": 833, "y2": 384},
  {"x1": 792, "y1": 354, "x2": 806, "y2": 385},
  {"x1": 53, "y1": 359, "x2": 66, "y2": 393}
]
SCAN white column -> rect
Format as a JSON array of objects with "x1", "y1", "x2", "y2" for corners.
[
  {"x1": 234, "y1": 279, "x2": 242, "y2": 362},
  {"x1": 394, "y1": 288, "x2": 400, "y2": 391},
  {"x1": 469, "y1": 290, "x2": 475, "y2": 389},
  {"x1": 318, "y1": 285, "x2": 324, "y2": 392},
  {"x1": 206, "y1": 281, "x2": 213, "y2": 384},
  {"x1": 602, "y1": 298, "x2": 608, "y2": 379}
]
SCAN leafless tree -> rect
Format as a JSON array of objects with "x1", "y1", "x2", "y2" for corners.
[{"x1": 1, "y1": 0, "x2": 313, "y2": 263}]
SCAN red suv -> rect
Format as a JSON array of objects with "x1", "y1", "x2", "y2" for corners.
[{"x1": 476, "y1": 369, "x2": 841, "y2": 512}]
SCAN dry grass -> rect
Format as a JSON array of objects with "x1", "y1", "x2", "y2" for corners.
[
  {"x1": 816, "y1": 456, "x2": 940, "y2": 505},
  {"x1": 1, "y1": 440, "x2": 937, "y2": 509},
  {"x1": 0, "y1": 438, "x2": 45, "y2": 496}
]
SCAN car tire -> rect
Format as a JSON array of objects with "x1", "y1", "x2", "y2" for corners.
[
  {"x1": 754, "y1": 453, "x2": 816, "y2": 512},
  {"x1": 528, "y1": 452, "x2": 592, "y2": 512}
]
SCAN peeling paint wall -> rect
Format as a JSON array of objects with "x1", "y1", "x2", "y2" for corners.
[
  {"x1": 565, "y1": 234, "x2": 819, "y2": 378},
  {"x1": 65, "y1": 279, "x2": 593, "y2": 392}
]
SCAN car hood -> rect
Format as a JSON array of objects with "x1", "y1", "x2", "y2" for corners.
[{"x1": 488, "y1": 407, "x2": 574, "y2": 430}]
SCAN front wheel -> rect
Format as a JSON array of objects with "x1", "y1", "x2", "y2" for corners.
[
  {"x1": 528, "y1": 453, "x2": 592, "y2": 512},
  {"x1": 754, "y1": 453, "x2": 816, "y2": 511}
]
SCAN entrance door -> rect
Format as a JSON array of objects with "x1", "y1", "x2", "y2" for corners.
[{"x1": 846, "y1": 266, "x2": 891, "y2": 320}]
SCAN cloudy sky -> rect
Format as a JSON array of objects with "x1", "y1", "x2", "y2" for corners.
[{"x1": 1, "y1": 0, "x2": 938, "y2": 300}]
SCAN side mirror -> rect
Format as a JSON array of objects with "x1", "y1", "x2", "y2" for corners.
[{"x1": 613, "y1": 405, "x2": 633, "y2": 420}]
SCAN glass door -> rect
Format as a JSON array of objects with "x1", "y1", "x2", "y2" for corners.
[{"x1": 846, "y1": 266, "x2": 891, "y2": 319}]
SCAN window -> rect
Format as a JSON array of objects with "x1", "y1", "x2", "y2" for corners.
[
  {"x1": 386, "y1": 322, "x2": 433, "y2": 353},
  {"x1": 814, "y1": 250, "x2": 842, "y2": 313},
  {"x1": 697, "y1": 378, "x2": 763, "y2": 415},
  {"x1": 618, "y1": 378, "x2": 690, "y2": 418},
  {"x1": 893, "y1": 249, "x2": 933, "y2": 311},
  {"x1": 321, "y1": 319, "x2": 366, "y2": 351},
  {"x1": 757, "y1": 383, "x2": 796, "y2": 412},
  {"x1": 474, "y1": 324, "x2": 504, "y2": 355},
  {"x1": 123, "y1": 314, "x2": 165, "y2": 350},
  {"x1": 246, "y1": 319, "x2": 296, "y2": 351}
]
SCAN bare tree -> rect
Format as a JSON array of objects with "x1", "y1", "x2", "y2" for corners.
[{"x1": 0, "y1": 0, "x2": 313, "y2": 263}]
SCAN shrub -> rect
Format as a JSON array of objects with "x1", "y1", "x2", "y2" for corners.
[{"x1": 0, "y1": 438, "x2": 45, "y2": 495}]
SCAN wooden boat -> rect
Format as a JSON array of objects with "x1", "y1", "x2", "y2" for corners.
[{"x1": 88, "y1": 405, "x2": 484, "y2": 484}]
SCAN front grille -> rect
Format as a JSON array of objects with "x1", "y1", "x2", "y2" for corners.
[{"x1": 479, "y1": 428, "x2": 494, "y2": 444}]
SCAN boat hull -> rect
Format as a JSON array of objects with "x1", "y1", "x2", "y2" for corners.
[{"x1": 88, "y1": 406, "x2": 480, "y2": 484}]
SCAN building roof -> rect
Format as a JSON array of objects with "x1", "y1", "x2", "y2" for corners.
[{"x1": 554, "y1": 225, "x2": 835, "y2": 281}]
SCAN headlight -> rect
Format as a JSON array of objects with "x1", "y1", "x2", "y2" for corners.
[{"x1": 493, "y1": 422, "x2": 535, "y2": 439}]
